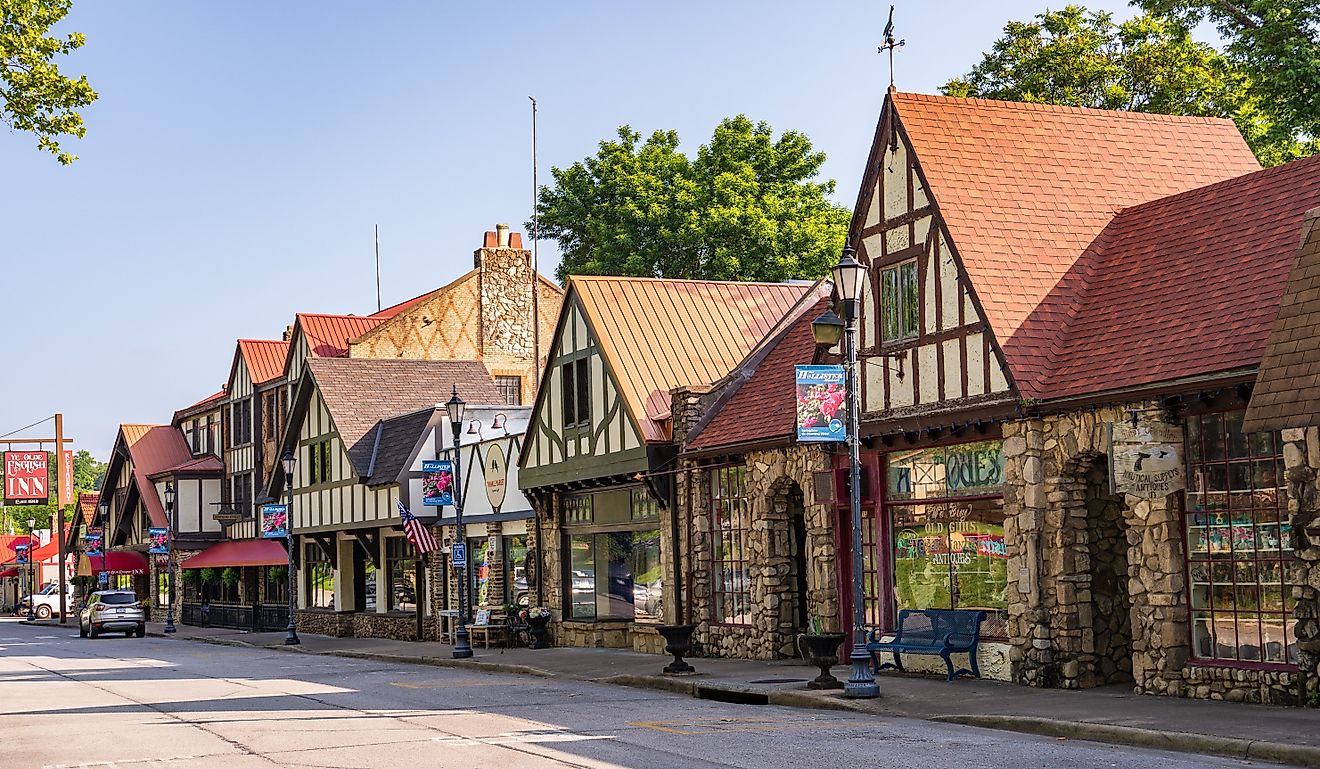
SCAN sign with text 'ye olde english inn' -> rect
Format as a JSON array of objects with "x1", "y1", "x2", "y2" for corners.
[
  {"x1": 1109, "y1": 422, "x2": 1185, "y2": 498},
  {"x1": 3, "y1": 451, "x2": 49, "y2": 506}
]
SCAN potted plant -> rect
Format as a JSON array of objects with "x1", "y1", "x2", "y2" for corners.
[
  {"x1": 657, "y1": 623, "x2": 699, "y2": 674},
  {"x1": 519, "y1": 606, "x2": 553, "y2": 649},
  {"x1": 798, "y1": 615, "x2": 846, "y2": 689}
]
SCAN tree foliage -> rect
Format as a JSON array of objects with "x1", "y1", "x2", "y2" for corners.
[
  {"x1": 534, "y1": 116, "x2": 850, "y2": 283},
  {"x1": 943, "y1": 4, "x2": 1315, "y2": 166},
  {"x1": 1, "y1": 0, "x2": 97, "y2": 163},
  {"x1": 72, "y1": 449, "x2": 105, "y2": 492}
]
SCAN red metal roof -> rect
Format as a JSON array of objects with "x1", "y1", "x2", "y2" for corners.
[
  {"x1": 180, "y1": 539, "x2": 288, "y2": 569},
  {"x1": 238, "y1": 339, "x2": 291, "y2": 385},
  {"x1": 124, "y1": 426, "x2": 195, "y2": 528},
  {"x1": 152, "y1": 455, "x2": 224, "y2": 477},
  {"x1": 371, "y1": 288, "x2": 443, "y2": 319},
  {"x1": 687, "y1": 298, "x2": 831, "y2": 452},
  {"x1": 1032, "y1": 154, "x2": 1320, "y2": 399},
  {"x1": 295, "y1": 313, "x2": 387, "y2": 358},
  {"x1": 889, "y1": 93, "x2": 1261, "y2": 394}
]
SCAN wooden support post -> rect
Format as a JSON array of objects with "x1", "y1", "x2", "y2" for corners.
[{"x1": 55, "y1": 413, "x2": 69, "y2": 624}]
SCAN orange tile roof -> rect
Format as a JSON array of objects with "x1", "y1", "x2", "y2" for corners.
[
  {"x1": 889, "y1": 93, "x2": 1261, "y2": 391},
  {"x1": 77, "y1": 492, "x2": 99, "y2": 525},
  {"x1": 295, "y1": 313, "x2": 387, "y2": 358},
  {"x1": 1031, "y1": 154, "x2": 1320, "y2": 399},
  {"x1": 238, "y1": 339, "x2": 290, "y2": 385},
  {"x1": 572, "y1": 276, "x2": 812, "y2": 442}
]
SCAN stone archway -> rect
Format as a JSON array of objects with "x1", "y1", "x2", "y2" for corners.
[
  {"x1": 1055, "y1": 452, "x2": 1134, "y2": 688},
  {"x1": 765, "y1": 476, "x2": 809, "y2": 658}
]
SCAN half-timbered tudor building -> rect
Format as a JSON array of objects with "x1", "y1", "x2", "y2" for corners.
[
  {"x1": 222, "y1": 339, "x2": 290, "y2": 534},
  {"x1": 674, "y1": 90, "x2": 1320, "y2": 704},
  {"x1": 94, "y1": 423, "x2": 223, "y2": 616},
  {"x1": 518, "y1": 276, "x2": 811, "y2": 652},
  {"x1": 270, "y1": 357, "x2": 501, "y2": 640}
]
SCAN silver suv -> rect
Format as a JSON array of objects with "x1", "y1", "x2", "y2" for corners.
[{"x1": 79, "y1": 590, "x2": 146, "y2": 639}]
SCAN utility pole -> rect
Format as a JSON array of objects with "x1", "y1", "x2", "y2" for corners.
[{"x1": 54, "y1": 413, "x2": 68, "y2": 624}]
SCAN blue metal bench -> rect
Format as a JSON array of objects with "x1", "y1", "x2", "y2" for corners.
[{"x1": 866, "y1": 608, "x2": 987, "y2": 681}]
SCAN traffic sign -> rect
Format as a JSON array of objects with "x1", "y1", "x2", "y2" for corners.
[{"x1": 451, "y1": 542, "x2": 466, "y2": 568}]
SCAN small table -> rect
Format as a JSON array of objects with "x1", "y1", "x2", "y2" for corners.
[{"x1": 437, "y1": 609, "x2": 460, "y2": 644}]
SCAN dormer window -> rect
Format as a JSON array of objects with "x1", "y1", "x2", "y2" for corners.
[{"x1": 881, "y1": 259, "x2": 919, "y2": 342}]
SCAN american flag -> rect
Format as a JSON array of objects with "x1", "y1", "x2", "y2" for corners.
[{"x1": 398, "y1": 501, "x2": 438, "y2": 554}]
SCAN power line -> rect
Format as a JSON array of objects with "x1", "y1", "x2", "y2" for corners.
[{"x1": 0, "y1": 415, "x2": 54, "y2": 440}]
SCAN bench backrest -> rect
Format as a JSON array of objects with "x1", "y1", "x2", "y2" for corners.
[{"x1": 893, "y1": 608, "x2": 987, "y2": 645}]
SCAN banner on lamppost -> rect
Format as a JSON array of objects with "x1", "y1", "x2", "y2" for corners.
[
  {"x1": 85, "y1": 530, "x2": 103, "y2": 558},
  {"x1": 261, "y1": 504, "x2": 288, "y2": 539},
  {"x1": 14, "y1": 542, "x2": 29, "y2": 564},
  {"x1": 795, "y1": 365, "x2": 847, "y2": 443},
  {"x1": 147, "y1": 527, "x2": 169, "y2": 554},
  {"x1": 422, "y1": 460, "x2": 455, "y2": 506},
  {"x1": 3, "y1": 451, "x2": 50, "y2": 506}
]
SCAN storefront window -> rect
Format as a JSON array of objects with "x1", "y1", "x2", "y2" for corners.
[
  {"x1": 504, "y1": 535, "x2": 528, "y2": 606},
  {"x1": 363, "y1": 561, "x2": 377, "y2": 612},
  {"x1": 305, "y1": 545, "x2": 334, "y2": 609},
  {"x1": 886, "y1": 441, "x2": 1008, "y2": 637},
  {"x1": 263, "y1": 565, "x2": 288, "y2": 604},
  {"x1": 564, "y1": 488, "x2": 662, "y2": 624},
  {"x1": 469, "y1": 537, "x2": 493, "y2": 608},
  {"x1": 1185, "y1": 411, "x2": 1296, "y2": 666},
  {"x1": 712, "y1": 466, "x2": 752, "y2": 625},
  {"x1": 156, "y1": 570, "x2": 170, "y2": 608},
  {"x1": 387, "y1": 537, "x2": 418, "y2": 613}
]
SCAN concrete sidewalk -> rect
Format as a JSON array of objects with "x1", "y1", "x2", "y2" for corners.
[{"x1": 51, "y1": 617, "x2": 1320, "y2": 767}]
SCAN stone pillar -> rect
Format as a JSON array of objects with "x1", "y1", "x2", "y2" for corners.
[
  {"x1": 1003, "y1": 418, "x2": 1051, "y2": 685},
  {"x1": 1283, "y1": 427, "x2": 1320, "y2": 704}
]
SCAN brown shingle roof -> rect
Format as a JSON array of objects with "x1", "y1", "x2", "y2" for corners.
[
  {"x1": 1036, "y1": 155, "x2": 1320, "y2": 400},
  {"x1": 572, "y1": 276, "x2": 812, "y2": 442},
  {"x1": 306, "y1": 358, "x2": 499, "y2": 478},
  {"x1": 889, "y1": 93, "x2": 1261, "y2": 392},
  {"x1": 1245, "y1": 207, "x2": 1320, "y2": 432}
]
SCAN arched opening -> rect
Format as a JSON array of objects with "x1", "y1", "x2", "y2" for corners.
[
  {"x1": 1084, "y1": 456, "x2": 1134, "y2": 685},
  {"x1": 768, "y1": 477, "x2": 811, "y2": 658}
]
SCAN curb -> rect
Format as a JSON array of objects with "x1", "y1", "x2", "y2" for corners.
[
  {"x1": 932, "y1": 715, "x2": 1320, "y2": 768},
  {"x1": 152, "y1": 631, "x2": 1320, "y2": 766}
]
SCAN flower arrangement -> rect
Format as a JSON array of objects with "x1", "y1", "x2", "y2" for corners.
[
  {"x1": 422, "y1": 469, "x2": 453, "y2": 501},
  {"x1": 519, "y1": 606, "x2": 552, "y2": 621},
  {"x1": 148, "y1": 530, "x2": 169, "y2": 551},
  {"x1": 261, "y1": 508, "x2": 288, "y2": 537},
  {"x1": 796, "y1": 382, "x2": 846, "y2": 429}
]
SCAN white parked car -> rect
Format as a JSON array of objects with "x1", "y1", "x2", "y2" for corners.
[{"x1": 16, "y1": 582, "x2": 75, "y2": 620}]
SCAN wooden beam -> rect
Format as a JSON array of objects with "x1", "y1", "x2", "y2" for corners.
[{"x1": 0, "y1": 437, "x2": 75, "y2": 445}]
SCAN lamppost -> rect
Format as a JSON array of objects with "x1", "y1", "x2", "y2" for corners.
[
  {"x1": 96, "y1": 502, "x2": 108, "y2": 591},
  {"x1": 282, "y1": 450, "x2": 300, "y2": 646},
  {"x1": 812, "y1": 244, "x2": 880, "y2": 699},
  {"x1": 163, "y1": 482, "x2": 177, "y2": 634},
  {"x1": 26, "y1": 515, "x2": 36, "y2": 622},
  {"x1": 446, "y1": 386, "x2": 473, "y2": 659}
]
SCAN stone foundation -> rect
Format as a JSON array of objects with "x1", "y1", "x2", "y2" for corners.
[
  {"x1": 296, "y1": 609, "x2": 354, "y2": 637},
  {"x1": 1182, "y1": 664, "x2": 1298, "y2": 704}
]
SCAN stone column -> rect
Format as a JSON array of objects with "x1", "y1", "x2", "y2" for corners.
[
  {"x1": 1003, "y1": 418, "x2": 1052, "y2": 685},
  {"x1": 1283, "y1": 427, "x2": 1320, "y2": 704}
]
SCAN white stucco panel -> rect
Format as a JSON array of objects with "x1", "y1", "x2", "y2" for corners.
[
  {"x1": 942, "y1": 337, "x2": 963, "y2": 401},
  {"x1": 918, "y1": 343, "x2": 939, "y2": 404},
  {"x1": 966, "y1": 332, "x2": 986, "y2": 398},
  {"x1": 882, "y1": 141, "x2": 908, "y2": 221},
  {"x1": 939, "y1": 242, "x2": 960, "y2": 331}
]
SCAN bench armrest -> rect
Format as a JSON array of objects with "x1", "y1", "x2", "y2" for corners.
[{"x1": 942, "y1": 631, "x2": 977, "y2": 648}]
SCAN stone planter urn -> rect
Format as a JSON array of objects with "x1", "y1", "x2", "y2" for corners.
[
  {"x1": 657, "y1": 624, "x2": 699, "y2": 674},
  {"x1": 526, "y1": 614, "x2": 552, "y2": 649},
  {"x1": 797, "y1": 632, "x2": 847, "y2": 689}
]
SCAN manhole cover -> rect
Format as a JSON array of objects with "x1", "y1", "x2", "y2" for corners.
[{"x1": 746, "y1": 678, "x2": 808, "y2": 684}]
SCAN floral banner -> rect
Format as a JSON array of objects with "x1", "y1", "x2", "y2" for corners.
[
  {"x1": 85, "y1": 530, "x2": 102, "y2": 558},
  {"x1": 261, "y1": 503, "x2": 289, "y2": 539},
  {"x1": 147, "y1": 527, "x2": 169, "y2": 554},
  {"x1": 422, "y1": 460, "x2": 455, "y2": 507},
  {"x1": 795, "y1": 365, "x2": 847, "y2": 443}
]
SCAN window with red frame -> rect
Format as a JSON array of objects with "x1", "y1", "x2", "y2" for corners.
[
  {"x1": 711, "y1": 466, "x2": 752, "y2": 625},
  {"x1": 1185, "y1": 411, "x2": 1296, "y2": 666}
]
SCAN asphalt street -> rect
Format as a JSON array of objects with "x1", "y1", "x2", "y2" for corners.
[{"x1": 0, "y1": 618, "x2": 1300, "y2": 769}]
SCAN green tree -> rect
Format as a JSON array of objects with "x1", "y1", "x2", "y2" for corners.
[
  {"x1": 72, "y1": 449, "x2": 105, "y2": 492},
  {"x1": 1136, "y1": 0, "x2": 1320, "y2": 162},
  {"x1": 534, "y1": 116, "x2": 850, "y2": 283},
  {"x1": 1, "y1": 0, "x2": 97, "y2": 163},
  {"x1": 943, "y1": 5, "x2": 1308, "y2": 165}
]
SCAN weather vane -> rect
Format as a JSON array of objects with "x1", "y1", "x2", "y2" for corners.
[{"x1": 879, "y1": 5, "x2": 905, "y2": 89}]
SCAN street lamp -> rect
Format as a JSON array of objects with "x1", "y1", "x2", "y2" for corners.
[
  {"x1": 813, "y1": 243, "x2": 879, "y2": 699},
  {"x1": 446, "y1": 386, "x2": 473, "y2": 659},
  {"x1": 282, "y1": 449, "x2": 300, "y2": 646},
  {"x1": 163, "y1": 482, "x2": 177, "y2": 634},
  {"x1": 96, "y1": 502, "x2": 108, "y2": 591},
  {"x1": 26, "y1": 515, "x2": 37, "y2": 622}
]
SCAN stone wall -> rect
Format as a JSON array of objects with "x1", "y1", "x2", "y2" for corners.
[
  {"x1": 1282, "y1": 427, "x2": 1320, "y2": 706},
  {"x1": 296, "y1": 609, "x2": 354, "y2": 637},
  {"x1": 682, "y1": 444, "x2": 835, "y2": 660}
]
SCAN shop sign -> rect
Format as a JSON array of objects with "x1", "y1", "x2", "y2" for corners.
[
  {"x1": 943, "y1": 444, "x2": 1005, "y2": 493},
  {"x1": 61, "y1": 450, "x2": 74, "y2": 506},
  {"x1": 1109, "y1": 422, "x2": 1184, "y2": 498},
  {"x1": 484, "y1": 445, "x2": 507, "y2": 511},
  {"x1": 422, "y1": 460, "x2": 455, "y2": 507},
  {"x1": 261, "y1": 504, "x2": 288, "y2": 539},
  {"x1": 213, "y1": 508, "x2": 243, "y2": 526},
  {"x1": 3, "y1": 451, "x2": 49, "y2": 506},
  {"x1": 147, "y1": 527, "x2": 169, "y2": 554},
  {"x1": 888, "y1": 440, "x2": 1005, "y2": 501},
  {"x1": 795, "y1": 365, "x2": 847, "y2": 442}
]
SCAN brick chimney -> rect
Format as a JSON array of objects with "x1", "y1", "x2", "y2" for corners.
[{"x1": 475, "y1": 223, "x2": 534, "y2": 359}]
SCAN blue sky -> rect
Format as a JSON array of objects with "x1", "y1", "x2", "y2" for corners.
[{"x1": 2, "y1": 1, "x2": 1142, "y2": 460}]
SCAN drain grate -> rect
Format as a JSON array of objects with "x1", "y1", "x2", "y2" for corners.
[{"x1": 747, "y1": 678, "x2": 809, "y2": 684}]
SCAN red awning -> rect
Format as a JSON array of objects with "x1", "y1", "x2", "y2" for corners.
[
  {"x1": 76, "y1": 551, "x2": 149, "y2": 576},
  {"x1": 0, "y1": 568, "x2": 17, "y2": 578},
  {"x1": 181, "y1": 539, "x2": 287, "y2": 569}
]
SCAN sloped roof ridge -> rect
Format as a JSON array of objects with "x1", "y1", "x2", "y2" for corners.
[
  {"x1": 1116, "y1": 152, "x2": 1320, "y2": 217},
  {"x1": 570, "y1": 274, "x2": 815, "y2": 287},
  {"x1": 895, "y1": 91, "x2": 1238, "y2": 126}
]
